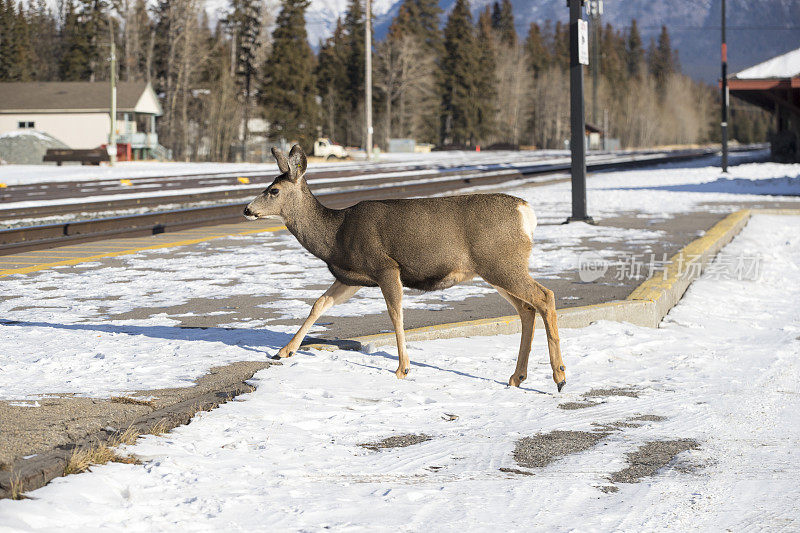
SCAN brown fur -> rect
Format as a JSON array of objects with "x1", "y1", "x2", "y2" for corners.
[{"x1": 244, "y1": 145, "x2": 566, "y2": 390}]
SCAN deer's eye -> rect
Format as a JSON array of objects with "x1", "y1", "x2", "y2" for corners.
[{"x1": 268, "y1": 188, "x2": 279, "y2": 197}]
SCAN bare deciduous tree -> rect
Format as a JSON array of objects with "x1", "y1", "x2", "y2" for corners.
[{"x1": 374, "y1": 34, "x2": 436, "y2": 148}]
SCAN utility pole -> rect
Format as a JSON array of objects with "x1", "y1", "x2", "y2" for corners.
[
  {"x1": 109, "y1": 19, "x2": 117, "y2": 166},
  {"x1": 721, "y1": 0, "x2": 729, "y2": 172},
  {"x1": 566, "y1": 0, "x2": 593, "y2": 224},
  {"x1": 365, "y1": 0, "x2": 373, "y2": 161}
]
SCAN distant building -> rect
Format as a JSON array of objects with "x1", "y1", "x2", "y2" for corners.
[
  {"x1": 728, "y1": 47, "x2": 800, "y2": 161},
  {"x1": 0, "y1": 81, "x2": 164, "y2": 160}
]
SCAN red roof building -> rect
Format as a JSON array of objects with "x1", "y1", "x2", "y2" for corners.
[{"x1": 728, "y1": 48, "x2": 800, "y2": 161}]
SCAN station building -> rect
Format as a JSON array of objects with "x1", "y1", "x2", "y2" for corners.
[
  {"x1": 0, "y1": 81, "x2": 164, "y2": 159},
  {"x1": 729, "y1": 47, "x2": 800, "y2": 161}
]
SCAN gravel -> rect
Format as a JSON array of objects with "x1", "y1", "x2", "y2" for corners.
[{"x1": 0, "y1": 130, "x2": 68, "y2": 165}]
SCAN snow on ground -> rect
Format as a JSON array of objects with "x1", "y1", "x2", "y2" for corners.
[
  {"x1": 1, "y1": 213, "x2": 798, "y2": 531},
  {"x1": 1, "y1": 161, "x2": 799, "y2": 399}
]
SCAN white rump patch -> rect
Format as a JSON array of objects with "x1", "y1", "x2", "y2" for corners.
[{"x1": 517, "y1": 203, "x2": 537, "y2": 241}]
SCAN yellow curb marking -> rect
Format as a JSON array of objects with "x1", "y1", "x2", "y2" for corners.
[
  {"x1": 0, "y1": 225, "x2": 287, "y2": 278},
  {"x1": 0, "y1": 255, "x2": 89, "y2": 259},
  {"x1": 627, "y1": 209, "x2": 751, "y2": 302},
  {"x1": 304, "y1": 300, "x2": 632, "y2": 351}
]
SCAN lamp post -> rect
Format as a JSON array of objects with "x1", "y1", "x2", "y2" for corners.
[
  {"x1": 721, "y1": 0, "x2": 729, "y2": 173},
  {"x1": 365, "y1": 0, "x2": 373, "y2": 161},
  {"x1": 109, "y1": 19, "x2": 117, "y2": 166},
  {"x1": 566, "y1": 0, "x2": 593, "y2": 224}
]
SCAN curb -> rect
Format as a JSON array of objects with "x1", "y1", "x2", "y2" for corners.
[
  {"x1": 0, "y1": 362, "x2": 274, "y2": 500},
  {"x1": 303, "y1": 208, "x2": 800, "y2": 352}
]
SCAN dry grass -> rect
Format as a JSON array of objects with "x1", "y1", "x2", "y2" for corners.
[
  {"x1": 148, "y1": 418, "x2": 170, "y2": 436},
  {"x1": 9, "y1": 473, "x2": 26, "y2": 500},
  {"x1": 110, "y1": 396, "x2": 157, "y2": 408},
  {"x1": 64, "y1": 444, "x2": 139, "y2": 475},
  {"x1": 108, "y1": 426, "x2": 140, "y2": 447}
]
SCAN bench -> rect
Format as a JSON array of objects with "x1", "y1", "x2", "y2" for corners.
[{"x1": 43, "y1": 148, "x2": 110, "y2": 166}]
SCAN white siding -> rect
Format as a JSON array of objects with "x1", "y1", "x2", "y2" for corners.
[{"x1": 0, "y1": 112, "x2": 110, "y2": 149}]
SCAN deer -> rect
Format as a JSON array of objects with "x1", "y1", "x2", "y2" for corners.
[{"x1": 243, "y1": 145, "x2": 567, "y2": 392}]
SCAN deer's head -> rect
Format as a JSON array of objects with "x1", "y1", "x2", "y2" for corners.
[{"x1": 244, "y1": 144, "x2": 308, "y2": 220}]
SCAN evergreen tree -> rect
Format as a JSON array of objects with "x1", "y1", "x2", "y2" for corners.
[
  {"x1": 79, "y1": 0, "x2": 110, "y2": 81},
  {"x1": 441, "y1": 0, "x2": 478, "y2": 145},
  {"x1": 11, "y1": 3, "x2": 34, "y2": 81},
  {"x1": 648, "y1": 25, "x2": 674, "y2": 82},
  {"x1": 27, "y1": 0, "x2": 60, "y2": 80},
  {"x1": 59, "y1": 0, "x2": 91, "y2": 80},
  {"x1": 0, "y1": 0, "x2": 35, "y2": 81},
  {"x1": 475, "y1": 7, "x2": 497, "y2": 141},
  {"x1": 0, "y1": 0, "x2": 8, "y2": 79},
  {"x1": 551, "y1": 20, "x2": 569, "y2": 68},
  {"x1": 600, "y1": 22, "x2": 625, "y2": 87},
  {"x1": 58, "y1": 0, "x2": 109, "y2": 81},
  {"x1": 315, "y1": 18, "x2": 348, "y2": 141},
  {"x1": 491, "y1": 0, "x2": 516, "y2": 47},
  {"x1": 260, "y1": 0, "x2": 319, "y2": 149},
  {"x1": 524, "y1": 22, "x2": 550, "y2": 78},
  {"x1": 625, "y1": 18, "x2": 643, "y2": 78},
  {"x1": 388, "y1": 0, "x2": 443, "y2": 56},
  {"x1": 224, "y1": 0, "x2": 263, "y2": 147},
  {"x1": 342, "y1": 0, "x2": 365, "y2": 120}
]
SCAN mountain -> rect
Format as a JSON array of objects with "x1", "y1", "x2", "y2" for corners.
[{"x1": 209, "y1": 0, "x2": 800, "y2": 83}]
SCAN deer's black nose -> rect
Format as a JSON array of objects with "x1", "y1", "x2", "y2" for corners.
[{"x1": 243, "y1": 206, "x2": 254, "y2": 218}]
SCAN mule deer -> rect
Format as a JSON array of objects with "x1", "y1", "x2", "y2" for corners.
[{"x1": 244, "y1": 145, "x2": 566, "y2": 391}]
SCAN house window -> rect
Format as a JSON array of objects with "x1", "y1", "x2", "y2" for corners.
[{"x1": 17, "y1": 121, "x2": 34, "y2": 129}]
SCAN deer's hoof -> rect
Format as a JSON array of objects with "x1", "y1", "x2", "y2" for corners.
[
  {"x1": 395, "y1": 368, "x2": 410, "y2": 379},
  {"x1": 508, "y1": 374, "x2": 526, "y2": 387},
  {"x1": 557, "y1": 380, "x2": 566, "y2": 393},
  {"x1": 272, "y1": 350, "x2": 294, "y2": 360}
]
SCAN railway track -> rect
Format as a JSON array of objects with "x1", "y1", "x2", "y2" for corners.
[
  {"x1": 0, "y1": 146, "x2": 766, "y2": 255},
  {"x1": 0, "y1": 147, "x2": 733, "y2": 221}
]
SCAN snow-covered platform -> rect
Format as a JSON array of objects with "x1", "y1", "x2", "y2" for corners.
[{"x1": 2, "y1": 212, "x2": 798, "y2": 530}]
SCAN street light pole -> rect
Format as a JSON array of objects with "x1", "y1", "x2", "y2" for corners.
[
  {"x1": 721, "y1": 0, "x2": 729, "y2": 173},
  {"x1": 566, "y1": 0, "x2": 593, "y2": 224},
  {"x1": 365, "y1": 0, "x2": 373, "y2": 161},
  {"x1": 109, "y1": 19, "x2": 117, "y2": 166}
]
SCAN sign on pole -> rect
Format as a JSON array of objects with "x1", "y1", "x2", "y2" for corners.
[{"x1": 578, "y1": 19, "x2": 589, "y2": 66}]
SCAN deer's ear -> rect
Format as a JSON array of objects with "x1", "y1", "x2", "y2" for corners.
[
  {"x1": 272, "y1": 147, "x2": 290, "y2": 174},
  {"x1": 287, "y1": 144, "x2": 307, "y2": 181}
]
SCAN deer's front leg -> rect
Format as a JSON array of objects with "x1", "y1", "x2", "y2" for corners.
[
  {"x1": 376, "y1": 268, "x2": 410, "y2": 379},
  {"x1": 275, "y1": 280, "x2": 361, "y2": 359}
]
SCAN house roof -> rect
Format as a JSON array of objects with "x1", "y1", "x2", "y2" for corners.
[
  {"x1": 732, "y1": 47, "x2": 800, "y2": 80},
  {"x1": 0, "y1": 81, "x2": 162, "y2": 115}
]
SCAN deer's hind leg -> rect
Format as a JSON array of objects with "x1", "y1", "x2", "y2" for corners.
[
  {"x1": 376, "y1": 268, "x2": 410, "y2": 379},
  {"x1": 484, "y1": 269, "x2": 566, "y2": 392},
  {"x1": 275, "y1": 280, "x2": 361, "y2": 359},
  {"x1": 493, "y1": 286, "x2": 536, "y2": 387}
]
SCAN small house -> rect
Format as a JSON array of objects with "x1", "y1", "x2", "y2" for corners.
[{"x1": 0, "y1": 81, "x2": 163, "y2": 160}]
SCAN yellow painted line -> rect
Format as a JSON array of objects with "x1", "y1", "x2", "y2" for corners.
[
  {"x1": 0, "y1": 225, "x2": 286, "y2": 278},
  {"x1": 0, "y1": 255, "x2": 89, "y2": 259},
  {"x1": 627, "y1": 209, "x2": 751, "y2": 302},
  {"x1": 0, "y1": 261, "x2": 55, "y2": 264},
  {"x1": 304, "y1": 300, "x2": 634, "y2": 351}
]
